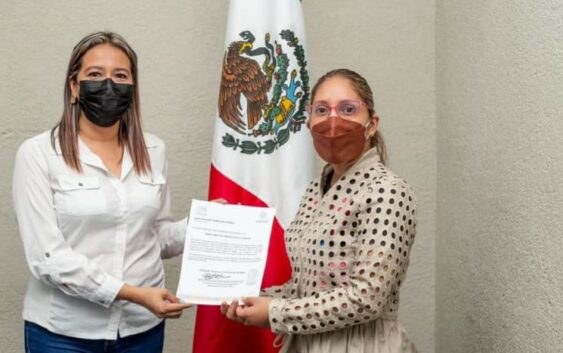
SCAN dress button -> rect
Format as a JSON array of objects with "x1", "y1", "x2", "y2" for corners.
[
  {"x1": 78, "y1": 182, "x2": 83, "y2": 187},
  {"x1": 45, "y1": 252, "x2": 50, "y2": 258}
]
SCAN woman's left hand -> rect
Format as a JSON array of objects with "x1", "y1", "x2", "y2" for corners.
[
  {"x1": 221, "y1": 297, "x2": 272, "y2": 328},
  {"x1": 237, "y1": 297, "x2": 272, "y2": 328}
]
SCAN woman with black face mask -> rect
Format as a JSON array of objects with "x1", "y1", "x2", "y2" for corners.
[
  {"x1": 221, "y1": 69, "x2": 418, "y2": 353},
  {"x1": 12, "y1": 32, "x2": 190, "y2": 353}
]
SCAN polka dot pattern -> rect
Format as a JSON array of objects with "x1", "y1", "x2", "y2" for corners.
[{"x1": 266, "y1": 148, "x2": 417, "y2": 336}]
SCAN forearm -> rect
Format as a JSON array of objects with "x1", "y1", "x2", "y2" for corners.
[
  {"x1": 268, "y1": 283, "x2": 387, "y2": 335},
  {"x1": 116, "y1": 283, "x2": 143, "y2": 304}
]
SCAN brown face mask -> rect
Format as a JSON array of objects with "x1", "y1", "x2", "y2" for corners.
[{"x1": 310, "y1": 116, "x2": 369, "y2": 164}]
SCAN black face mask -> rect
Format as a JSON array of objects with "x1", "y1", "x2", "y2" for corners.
[{"x1": 78, "y1": 79, "x2": 133, "y2": 127}]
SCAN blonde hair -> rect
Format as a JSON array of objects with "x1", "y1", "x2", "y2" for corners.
[{"x1": 310, "y1": 68, "x2": 387, "y2": 165}]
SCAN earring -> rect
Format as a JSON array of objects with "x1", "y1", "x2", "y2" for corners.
[{"x1": 70, "y1": 96, "x2": 77, "y2": 104}]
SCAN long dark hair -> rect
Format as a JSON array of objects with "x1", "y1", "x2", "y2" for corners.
[
  {"x1": 51, "y1": 31, "x2": 150, "y2": 174},
  {"x1": 311, "y1": 68, "x2": 387, "y2": 165}
]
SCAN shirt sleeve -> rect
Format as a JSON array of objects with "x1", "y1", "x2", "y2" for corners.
[
  {"x1": 12, "y1": 138, "x2": 123, "y2": 308},
  {"x1": 268, "y1": 180, "x2": 417, "y2": 335},
  {"x1": 153, "y1": 149, "x2": 187, "y2": 259}
]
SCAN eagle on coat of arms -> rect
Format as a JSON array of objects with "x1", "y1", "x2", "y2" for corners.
[{"x1": 219, "y1": 31, "x2": 271, "y2": 134}]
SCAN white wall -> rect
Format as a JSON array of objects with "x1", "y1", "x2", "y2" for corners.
[
  {"x1": 0, "y1": 1, "x2": 436, "y2": 352},
  {"x1": 436, "y1": 0, "x2": 563, "y2": 352}
]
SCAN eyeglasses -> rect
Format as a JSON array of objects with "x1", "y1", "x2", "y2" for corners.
[{"x1": 306, "y1": 100, "x2": 367, "y2": 119}]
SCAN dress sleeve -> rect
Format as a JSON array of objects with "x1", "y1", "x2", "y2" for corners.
[
  {"x1": 12, "y1": 139, "x2": 123, "y2": 308},
  {"x1": 268, "y1": 180, "x2": 417, "y2": 335},
  {"x1": 261, "y1": 279, "x2": 297, "y2": 299}
]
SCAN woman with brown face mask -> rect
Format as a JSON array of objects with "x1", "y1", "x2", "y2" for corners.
[{"x1": 222, "y1": 69, "x2": 418, "y2": 353}]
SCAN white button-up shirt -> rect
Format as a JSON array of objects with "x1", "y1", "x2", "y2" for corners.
[{"x1": 12, "y1": 130, "x2": 187, "y2": 340}]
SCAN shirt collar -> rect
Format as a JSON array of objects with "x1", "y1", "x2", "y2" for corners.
[{"x1": 76, "y1": 137, "x2": 109, "y2": 172}]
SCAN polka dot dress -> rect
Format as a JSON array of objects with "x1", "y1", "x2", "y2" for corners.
[{"x1": 264, "y1": 148, "x2": 418, "y2": 353}]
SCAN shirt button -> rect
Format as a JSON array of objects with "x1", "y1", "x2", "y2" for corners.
[
  {"x1": 45, "y1": 252, "x2": 50, "y2": 258},
  {"x1": 78, "y1": 182, "x2": 83, "y2": 187}
]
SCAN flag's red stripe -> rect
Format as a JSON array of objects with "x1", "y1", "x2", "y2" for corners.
[{"x1": 192, "y1": 164, "x2": 292, "y2": 353}]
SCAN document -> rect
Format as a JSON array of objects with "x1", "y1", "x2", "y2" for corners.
[{"x1": 176, "y1": 199, "x2": 276, "y2": 305}]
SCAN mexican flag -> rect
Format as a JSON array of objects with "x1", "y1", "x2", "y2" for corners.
[{"x1": 192, "y1": 0, "x2": 314, "y2": 352}]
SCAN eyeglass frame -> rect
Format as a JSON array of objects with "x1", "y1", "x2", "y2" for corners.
[{"x1": 306, "y1": 99, "x2": 369, "y2": 119}]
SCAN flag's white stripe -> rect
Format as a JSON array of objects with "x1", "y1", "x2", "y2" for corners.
[
  {"x1": 226, "y1": 0, "x2": 306, "y2": 44},
  {"x1": 212, "y1": 0, "x2": 314, "y2": 228}
]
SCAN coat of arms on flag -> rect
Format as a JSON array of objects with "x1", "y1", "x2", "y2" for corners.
[{"x1": 219, "y1": 30, "x2": 309, "y2": 154}]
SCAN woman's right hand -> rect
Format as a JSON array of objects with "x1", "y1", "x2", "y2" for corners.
[{"x1": 118, "y1": 284, "x2": 192, "y2": 319}]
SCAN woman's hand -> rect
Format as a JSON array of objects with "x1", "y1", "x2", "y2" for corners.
[
  {"x1": 221, "y1": 297, "x2": 272, "y2": 328},
  {"x1": 118, "y1": 284, "x2": 192, "y2": 319},
  {"x1": 221, "y1": 300, "x2": 243, "y2": 323}
]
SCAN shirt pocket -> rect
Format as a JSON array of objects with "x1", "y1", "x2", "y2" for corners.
[
  {"x1": 52, "y1": 175, "x2": 107, "y2": 216},
  {"x1": 135, "y1": 172, "x2": 166, "y2": 210}
]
